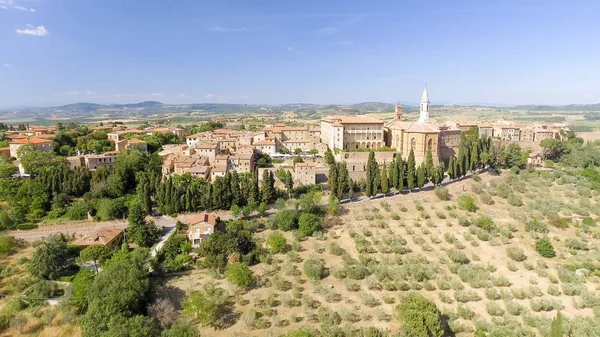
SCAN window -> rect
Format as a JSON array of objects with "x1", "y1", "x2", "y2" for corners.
[
  {"x1": 411, "y1": 138, "x2": 416, "y2": 151},
  {"x1": 428, "y1": 138, "x2": 433, "y2": 151}
]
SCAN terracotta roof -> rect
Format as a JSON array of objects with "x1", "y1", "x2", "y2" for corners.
[
  {"x1": 323, "y1": 115, "x2": 384, "y2": 124},
  {"x1": 72, "y1": 226, "x2": 124, "y2": 247},
  {"x1": 109, "y1": 129, "x2": 145, "y2": 135},
  {"x1": 212, "y1": 165, "x2": 227, "y2": 172},
  {"x1": 9, "y1": 137, "x2": 53, "y2": 145},
  {"x1": 194, "y1": 142, "x2": 218, "y2": 149},
  {"x1": 296, "y1": 162, "x2": 317, "y2": 167},
  {"x1": 186, "y1": 213, "x2": 217, "y2": 225},
  {"x1": 254, "y1": 140, "x2": 276, "y2": 146},
  {"x1": 7, "y1": 134, "x2": 27, "y2": 140},
  {"x1": 184, "y1": 165, "x2": 210, "y2": 174},
  {"x1": 387, "y1": 121, "x2": 440, "y2": 133}
]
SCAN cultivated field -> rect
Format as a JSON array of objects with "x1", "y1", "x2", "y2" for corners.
[{"x1": 162, "y1": 170, "x2": 600, "y2": 336}]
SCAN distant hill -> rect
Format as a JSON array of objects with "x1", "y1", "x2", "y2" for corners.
[
  {"x1": 1, "y1": 100, "x2": 599, "y2": 121},
  {"x1": 511, "y1": 104, "x2": 600, "y2": 112}
]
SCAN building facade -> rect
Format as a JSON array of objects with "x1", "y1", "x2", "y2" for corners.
[{"x1": 320, "y1": 115, "x2": 385, "y2": 151}]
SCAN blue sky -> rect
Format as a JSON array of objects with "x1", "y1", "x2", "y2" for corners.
[{"x1": 1, "y1": 0, "x2": 599, "y2": 108}]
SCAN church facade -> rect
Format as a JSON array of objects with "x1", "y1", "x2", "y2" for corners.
[{"x1": 384, "y1": 88, "x2": 441, "y2": 166}]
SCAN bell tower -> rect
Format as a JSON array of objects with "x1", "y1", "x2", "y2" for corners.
[
  {"x1": 419, "y1": 87, "x2": 430, "y2": 123},
  {"x1": 394, "y1": 104, "x2": 403, "y2": 120}
]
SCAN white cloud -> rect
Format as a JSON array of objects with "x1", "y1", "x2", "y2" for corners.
[
  {"x1": 208, "y1": 25, "x2": 248, "y2": 32},
  {"x1": 2, "y1": 63, "x2": 9, "y2": 67},
  {"x1": 86, "y1": 91, "x2": 98, "y2": 95},
  {"x1": 151, "y1": 93, "x2": 162, "y2": 97},
  {"x1": 60, "y1": 91, "x2": 80, "y2": 96},
  {"x1": 16, "y1": 25, "x2": 49, "y2": 36},
  {"x1": 287, "y1": 46, "x2": 295, "y2": 52},
  {"x1": 0, "y1": 0, "x2": 35, "y2": 12}
]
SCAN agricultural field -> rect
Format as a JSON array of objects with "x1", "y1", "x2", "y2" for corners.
[{"x1": 160, "y1": 170, "x2": 600, "y2": 336}]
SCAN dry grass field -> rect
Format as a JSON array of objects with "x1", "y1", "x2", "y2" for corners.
[{"x1": 161, "y1": 170, "x2": 600, "y2": 336}]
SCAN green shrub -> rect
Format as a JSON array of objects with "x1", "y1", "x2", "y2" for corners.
[
  {"x1": 303, "y1": 258, "x2": 326, "y2": 280},
  {"x1": 457, "y1": 304, "x2": 475, "y2": 319},
  {"x1": 447, "y1": 249, "x2": 468, "y2": 264},
  {"x1": 480, "y1": 193, "x2": 494, "y2": 205},
  {"x1": 486, "y1": 302, "x2": 504, "y2": 316},
  {"x1": 266, "y1": 232, "x2": 287, "y2": 254},
  {"x1": 328, "y1": 242, "x2": 346, "y2": 256},
  {"x1": 564, "y1": 238, "x2": 588, "y2": 251},
  {"x1": 435, "y1": 211, "x2": 446, "y2": 219},
  {"x1": 395, "y1": 292, "x2": 444, "y2": 337},
  {"x1": 582, "y1": 217, "x2": 596, "y2": 227},
  {"x1": 0, "y1": 236, "x2": 18, "y2": 256},
  {"x1": 535, "y1": 239, "x2": 556, "y2": 258},
  {"x1": 457, "y1": 195, "x2": 477, "y2": 212},
  {"x1": 434, "y1": 187, "x2": 451, "y2": 201},
  {"x1": 547, "y1": 285, "x2": 561, "y2": 296},
  {"x1": 225, "y1": 263, "x2": 253, "y2": 289},
  {"x1": 507, "y1": 193, "x2": 523, "y2": 207},
  {"x1": 526, "y1": 218, "x2": 548, "y2": 233},
  {"x1": 530, "y1": 298, "x2": 564, "y2": 312},
  {"x1": 473, "y1": 216, "x2": 494, "y2": 231},
  {"x1": 506, "y1": 247, "x2": 526, "y2": 262},
  {"x1": 505, "y1": 300, "x2": 524, "y2": 316},
  {"x1": 485, "y1": 288, "x2": 500, "y2": 300},
  {"x1": 454, "y1": 290, "x2": 481, "y2": 303}
]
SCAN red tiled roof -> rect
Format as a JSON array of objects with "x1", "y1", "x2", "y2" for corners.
[
  {"x1": 185, "y1": 213, "x2": 217, "y2": 225},
  {"x1": 9, "y1": 137, "x2": 53, "y2": 145},
  {"x1": 72, "y1": 226, "x2": 124, "y2": 247}
]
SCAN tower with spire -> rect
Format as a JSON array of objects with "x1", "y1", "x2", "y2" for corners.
[{"x1": 418, "y1": 87, "x2": 430, "y2": 123}]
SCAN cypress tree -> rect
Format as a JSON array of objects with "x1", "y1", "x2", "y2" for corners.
[
  {"x1": 406, "y1": 149, "x2": 416, "y2": 191},
  {"x1": 389, "y1": 157, "x2": 398, "y2": 189},
  {"x1": 365, "y1": 150, "x2": 379, "y2": 197},
  {"x1": 448, "y1": 157, "x2": 454, "y2": 180},
  {"x1": 381, "y1": 162, "x2": 389, "y2": 193},
  {"x1": 329, "y1": 162, "x2": 338, "y2": 195},
  {"x1": 337, "y1": 162, "x2": 349, "y2": 200},
  {"x1": 470, "y1": 142, "x2": 479, "y2": 171},
  {"x1": 284, "y1": 170, "x2": 294, "y2": 197},
  {"x1": 425, "y1": 147, "x2": 434, "y2": 180},
  {"x1": 397, "y1": 158, "x2": 405, "y2": 192},
  {"x1": 417, "y1": 165, "x2": 426, "y2": 189},
  {"x1": 230, "y1": 171, "x2": 242, "y2": 206},
  {"x1": 261, "y1": 170, "x2": 275, "y2": 203}
]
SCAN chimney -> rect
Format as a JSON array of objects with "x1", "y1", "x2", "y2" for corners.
[{"x1": 395, "y1": 105, "x2": 403, "y2": 120}]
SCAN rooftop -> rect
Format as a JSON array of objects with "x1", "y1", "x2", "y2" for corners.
[
  {"x1": 72, "y1": 226, "x2": 124, "y2": 247},
  {"x1": 9, "y1": 137, "x2": 53, "y2": 145},
  {"x1": 323, "y1": 115, "x2": 384, "y2": 124},
  {"x1": 186, "y1": 213, "x2": 217, "y2": 225},
  {"x1": 296, "y1": 162, "x2": 318, "y2": 167}
]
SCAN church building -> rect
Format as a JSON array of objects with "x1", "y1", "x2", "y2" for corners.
[{"x1": 384, "y1": 88, "x2": 441, "y2": 166}]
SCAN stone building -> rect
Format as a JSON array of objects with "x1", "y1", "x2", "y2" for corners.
[
  {"x1": 294, "y1": 162, "x2": 317, "y2": 186},
  {"x1": 320, "y1": 115, "x2": 385, "y2": 151},
  {"x1": 115, "y1": 138, "x2": 148, "y2": 153},
  {"x1": 384, "y1": 88, "x2": 441, "y2": 166}
]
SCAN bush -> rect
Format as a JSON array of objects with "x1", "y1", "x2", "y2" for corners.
[
  {"x1": 457, "y1": 195, "x2": 477, "y2": 212},
  {"x1": 535, "y1": 239, "x2": 556, "y2": 258},
  {"x1": 0, "y1": 236, "x2": 18, "y2": 256},
  {"x1": 303, "y1": 258, "x2": 326, "y2": 280},
  {"x1": 457, "y1": 304, "x2": 475, "y2": 319},
  {"x1": 506, "y1": 247, "x2": 526, "y2": 262},
  {"x1": 505, "y1": 301, "x2": 524, "y2": 316},
  {"x1": 434, "y1": 187, "x2": 451, "y2": 201},
  {"x1": 564, "y1": 238, "x2": 588, "y2": 251},
  {"x1": 530, "y1": 298, "x2": 564, "y2": 312},
  {"x1": 454, "y1": 290, "x2": 481, "y2": 303},
  {"x1": 486, "y1": 302, "x2": 505, "y2": 316},
  {"x1": 525, "y1": 218, "x2": 548, "y2": 233},
  {"x1": 447, "y1": 249, "x2": 468, "y2": 264},
  {"x1": 473, "y1": 216, "x2": 494, "y2": 231},
  {"x1": 395, "y1": 292, "x2": 444, "y2": 337},
  {"x1": 225, "y1": 263, "x2": 253, "y2": 289},
  {"x1": 480, "y1": 193, "x2": 494, "y2": 205},
  {"x1": 507, "y1": 193, "x2": 523, "y2": 207},
  {"x1": 266, "y1": 232, "x2": 287, "y2": 254},
  {"x1": 298, "y1": 213, "x2": 319, "y2": 237}
]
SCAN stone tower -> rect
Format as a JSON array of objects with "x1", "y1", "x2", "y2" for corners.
[{"x1": 418, "y1": 87, "x2": 430, "y2": 123}]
